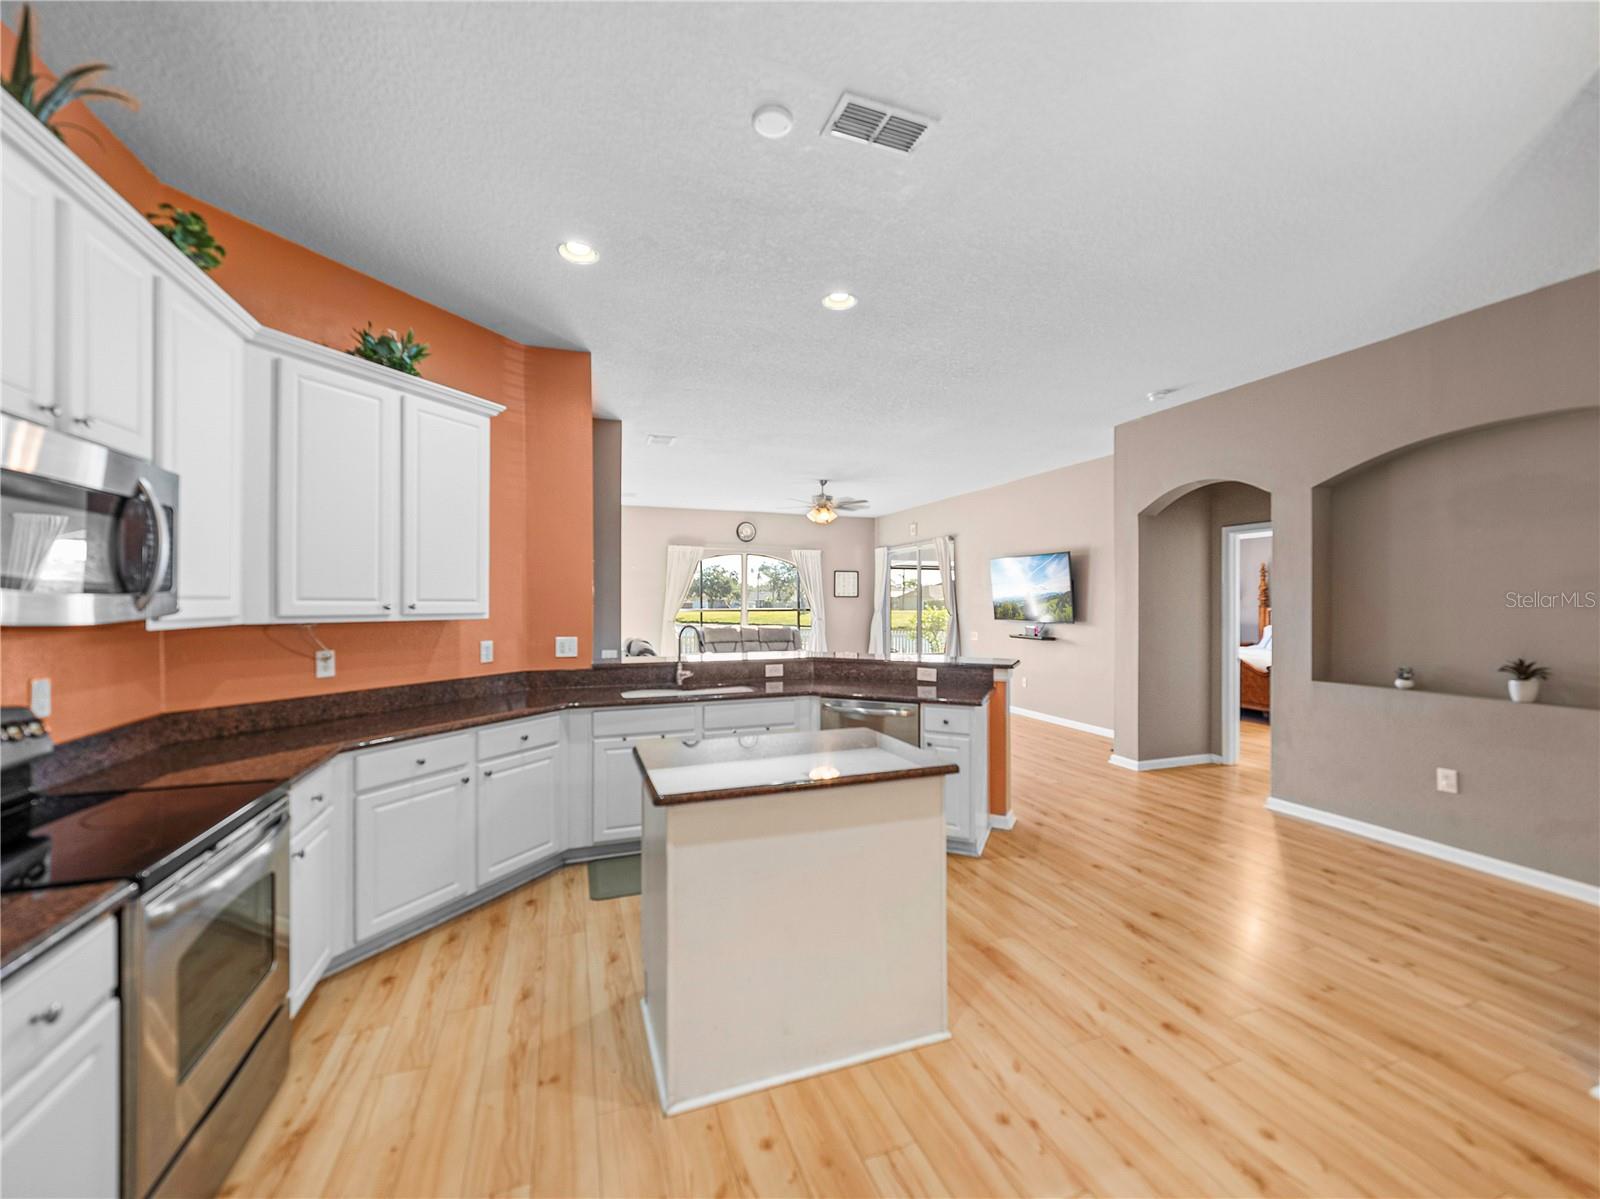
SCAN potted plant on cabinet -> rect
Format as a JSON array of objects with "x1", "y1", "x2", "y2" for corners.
[
  {"x1": 148, "y1": 203, "x2": 226, "y2": 271},
  {"x1": 2, "y1": 4, "x2": 136, "y2": 141},
  {"x1": 1498, "y1": 658, "x2": 1550, "y2": 703},
  {"x1": 349, "y1": 324, "x2": 430, "y2": 377}
]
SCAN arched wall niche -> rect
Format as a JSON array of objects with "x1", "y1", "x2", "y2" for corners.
[{"x1": 1311, "y1": 407, "x2": 1599, "y2": 708}]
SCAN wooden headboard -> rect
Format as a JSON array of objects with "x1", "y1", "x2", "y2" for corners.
[{"x1": 1257, "y1": 562, "x2": 1271, "y2": 637}]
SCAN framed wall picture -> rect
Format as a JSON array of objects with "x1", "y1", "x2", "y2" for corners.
[{"x1": 833, "y1": 570, "x2": 859, "y2": 598}]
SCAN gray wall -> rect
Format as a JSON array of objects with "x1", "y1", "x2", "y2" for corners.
[
  {"x1": 1239, "y1": 534, "x2": 1272, "y2": 644},
  {"x1": 1114, "y1": 272, "x2": 1600, "y2": 883},
  {"x1": 1319, "y1": 407, "x2": 1598, "y2": 708},
  {"x1": 875, "y1": 455, "x2": 1116, "y2": 731},
  {"x1": 592, "y1": 419, "x2": 623, "y2": 659}
]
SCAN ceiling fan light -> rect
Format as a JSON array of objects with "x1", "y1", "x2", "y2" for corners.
[{"x1": 806, "y1": 504, "x2": 839, "y2": 525}]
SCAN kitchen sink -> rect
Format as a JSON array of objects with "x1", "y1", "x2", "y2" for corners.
[{"x1": 619, "y1": 685, "x2": 757, "y2": 699}]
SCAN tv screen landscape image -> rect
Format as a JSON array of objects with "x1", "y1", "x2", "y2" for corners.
[{"x1": 990, "y1": 552, "x2": 1074, "y2": 623}]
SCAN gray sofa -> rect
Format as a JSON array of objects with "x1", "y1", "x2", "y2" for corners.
[{"x1": 679, "y1": 625, "x2": 804, "y2": 653}]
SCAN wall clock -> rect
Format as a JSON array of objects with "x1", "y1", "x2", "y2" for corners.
[{"x1": 736, "y1": 521, "x2": 757, "y2": 543}]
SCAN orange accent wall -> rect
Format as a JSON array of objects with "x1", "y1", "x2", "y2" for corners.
[
  {"x1": 988, "y1": 680, "x2": 1011, "y2": 816},
  {"x1": 0, "y1": 26, "x2": 594, "y2": 740}
]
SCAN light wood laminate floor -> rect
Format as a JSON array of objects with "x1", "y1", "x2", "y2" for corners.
[{"x1": 221, "y1": 719, "x2": 1600, "y2": 1198}]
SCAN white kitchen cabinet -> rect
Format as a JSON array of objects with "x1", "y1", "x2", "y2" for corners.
[
  {"x1": 699, "y1": 697, "x2": 805, "y2": 737},
  {"x1": 477, "y1": 743, "x2": 560, "y2": 885},
  {"x1": 63, "y1": 201, "x2": 157, "y2": 459},
  {"x1": 0, "y1": 149, "x2": 59, "y2": 424},
  {"x1": 922, "y1": 730, "x2": 974, "y2": 839},
  {"x1": 921, "y1": 701, "x2": 991, "y2": 854},
  {"x1": 354, "y1": 768, "x2": 475, "y2": 942},
  {"x1": 275, "y1": 357, "x2": 401, "y2": 619},
  {"x1": 289, "y1": 807, "x2": 338, "y2": 1016},
  {"x1": 592, "y1": 738, "x2": 649, "y2": 844},
  {"x1": 402, "y1": 394, "x2": 490, "y2": 618},
  {"x1": 150, "y1": 282, "x2": 245, "y2": 627},
  {"x1": 0, "y1": 998, "x2": 120, "y2": 1199}
]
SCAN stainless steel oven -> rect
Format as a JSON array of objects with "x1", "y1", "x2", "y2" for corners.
[
  {"x1": 127, "y1": 800, "x2": 289, "y2": 1198},
  {"x1": 0, "y1": 414, "x2": 177, "y2": 625},
  {"x1": 820, "y1": 698, "x2": 921, "y2": 747}
]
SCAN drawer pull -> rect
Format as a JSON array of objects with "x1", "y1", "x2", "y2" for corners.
[
  {"x1": 461, "y1": 776, "x2": 470, "y2": 784},
  {"x1": 483, "y1": 769, "x2": 494, "y2": 778},
  {"x1": 28, "y1": 1003, "x2": 63, "y2": 1025},
  {"x1": 310, "y1": 793, "x2": 325, "y2": 805},
  {"x1": 292, "y1": 849, "x2": 307, "y2": 860},
  {"x1": 415, "y1": 758, "x2": 427, "y2": 766},
  {"x1": 520, "y1": 734, "x2": 530, "y2": 741}
]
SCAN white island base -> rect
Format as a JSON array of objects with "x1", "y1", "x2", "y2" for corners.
[{"x1": 638, "y1": 741, "x2": 950, "y2": 1116}]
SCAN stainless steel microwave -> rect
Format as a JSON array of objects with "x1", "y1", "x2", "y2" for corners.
[{"x1": 0, "y1": 415, "x2": 178, "y2": 625}]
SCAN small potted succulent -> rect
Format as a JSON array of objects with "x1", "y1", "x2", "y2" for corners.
[
  {"x1": 349, "y1": 324, "x2": 430, "y2": 377},
  {"x1": 1394, "y1": 666, "x2": 1415, "y2": 690},
  {"x1": 1498, "y1": 658, "x2": 1550, "y2": 703},
  {"x1": 148, "y1": 203, "x2": 226, "y2": 271}
]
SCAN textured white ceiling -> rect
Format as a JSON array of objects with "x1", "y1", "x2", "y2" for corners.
[{"x1": 19, "y1": 2, "x2": 1598, "y2": 514}]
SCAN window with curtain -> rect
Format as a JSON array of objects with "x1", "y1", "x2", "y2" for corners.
[
  {"x1": 676, "y1": 552, "x2": 813, "y2": 643},
  {"x1": 887, "y1": 540, "x2": 951, "y2": 654}
]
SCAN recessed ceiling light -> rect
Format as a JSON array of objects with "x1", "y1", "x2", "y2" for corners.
[
  {"x1": 753, "y1": 104, "x2": 793, "y2": 139},
  {"x1": 558, "y1": 240, "x2": 600, "y2": 265},
  {"x1": 821, "y1": 292, "x2": 857, "y2": 311},
  {"x1": 646, "y1": 433, "x2": 677, "y2": 447}
]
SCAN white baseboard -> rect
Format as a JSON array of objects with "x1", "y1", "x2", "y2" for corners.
[
  {"x1": 1265, "y1": 796, "x2": 1600, "y2": 907},
  {"x1": 1012, "y1": 706, "x2": 1114, "y2": 739},
  {"x1": 641, "y1": 998, "x2": 949, "y2": 1115},
  {"x1": 988, "y1": 812, "x2": 1016, "y2": 831},
  {"x1": 1108, "y1": 752, "x2": 1222, "y2": 772}
]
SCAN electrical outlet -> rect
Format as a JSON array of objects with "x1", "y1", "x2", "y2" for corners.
[
  {"x1": 765, "y1": 664, "x2": 784, "y2": 678},
  {"x1": 479, "y1": 640, "x2": 494, "y2": 664},
  {"x1": 1019, "y1": 675, "x2": 1027, "y2": 688},
  {"x1": 29, "y1": 678, "x2": 51, "y2": 717},
  {"x1": 1436, "y1": 767, "x2": 1458, "y2": 795},
  {"x1": 315, "y1": 650, "x2": 336, "y2": 679},
  {"x1": 909, "y1": 521, "x2": 918, "y2": 537},
  {"x1": 601, "y1": 649, "x2": 619, "y2": 659},
  {"x1": 916, "y1": 666, "x2": 937, "y2": 683},
  {"x1": 555, "y1": 636, "x2": 578, "y2": 659}
]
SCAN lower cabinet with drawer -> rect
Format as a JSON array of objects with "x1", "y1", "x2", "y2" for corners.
[
  {"x1": 477, "y1": 737, "x2": 562, "y2": 886},
  {"x1": 0, "y1": 915, "x2": 120, "y2": 1199},
  {"x1": 353, "y1": 741, "x2": 477, "y2": 942},
  {"x1": 590, "y1": 705, "x2": 700, "y2": 844},
  {"x1": 699, "y1": 696, "x2": 806, "y2": 737},
  {"x1": 921, "y1": 700, "x2": 992, "y2": 854},
  {"x1": 289, "y1": 757, "x2": 352, "y2": 1014}
]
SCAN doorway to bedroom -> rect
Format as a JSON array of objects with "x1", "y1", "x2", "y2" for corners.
[{"x1": 1221, "y1": 523, "x2": 1273, "y2": 769}]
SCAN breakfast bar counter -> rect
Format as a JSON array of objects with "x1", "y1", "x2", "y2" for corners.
[{"x1": 633, "y1": 728, "x2": 954, "y2": 1114}]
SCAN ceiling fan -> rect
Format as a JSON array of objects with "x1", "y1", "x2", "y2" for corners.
[{"x1": 794, "y1": 479, "x2": 869, "y2": 525}]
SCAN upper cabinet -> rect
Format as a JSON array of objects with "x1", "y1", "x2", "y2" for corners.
[
  {"x1": 403, "y1": 395, "x2": 490, "y2": 618},
  {"x1": 0, "y1": 149, "x2": 60, "y2": 422}
]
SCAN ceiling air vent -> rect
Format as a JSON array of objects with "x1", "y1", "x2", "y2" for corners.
[{"x1": 824, "y1": 93, "x2": 935, "y2": 154}]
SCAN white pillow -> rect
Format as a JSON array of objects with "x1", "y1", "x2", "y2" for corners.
[{"x1": 1257, "y1": 624, "x2": 1273, "y2": 649}]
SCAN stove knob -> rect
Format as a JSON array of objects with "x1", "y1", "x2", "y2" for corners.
[
  {"x1": 23, "y1": 722, "x2": 44, "y2": 737},
  {"x1": 3, "y1": 726, "x2": 21, "y2": 740}
]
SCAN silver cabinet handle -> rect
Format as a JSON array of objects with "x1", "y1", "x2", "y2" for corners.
[
  {"x1": 483, "y1": 768, "x2": 494, "y2": 778},
  {"x1": 415, "y1": 758, "x2": 427, "y2": 766},
  {"x1": 460, "y1": 776, "x2": 470, "y2": 784},
  {"x1": 292, "y1": 848, "x2": 306, "y2": 860},
  {"x1": 34, "y1": 402, "x2": 60, "y2": 417},
  {"x1": 133, "y1": 476, "x2": 172, "y2": 613},
  {"x1": 409, "y1": 603, "x2": 418, "y2": 610},
  {"x1": 519, "y1": 734, "x2": 529, "y2": 741},
  {"x1": 28, "y1": 1003, "x2": 63, "y2": 1025},
  {"x1": 72, "y1": 416, "x2": 94, "y2": 428},
  {"x1": 310, "y1": 793, "x2": 325, "y2": 805},
  {"x1": 382, "y1": 603, "x2": 393, "y2": 611}
]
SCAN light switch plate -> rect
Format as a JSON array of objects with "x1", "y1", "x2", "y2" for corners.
[
  {"x1": 315, "y1": 650, "x2": 336, "y2": 679},
  {"x1": 1435, "y1": 767, "x2": 1459, "y2": 795},
  {"x1": 765, "y1": 680, "x2": 784, "y2": 693},
  {"x1": 29, "y1": 678, "x2": 51, "y2": 717},
  {"x1": 917, "y1": 684, "x2": 937, "y2": 700},
  {"x1": 916, "y1": 666, "x2": 937, "y2": 683},
  {"x1": 479, "y1": 640, "x2": 494, "y2": 664},
  {"x1": 765, "y1": 664, "x2": 784, "y2": 678},
  {"x1": 555, "y1": 636, "x2": 579, "y2": 658}
]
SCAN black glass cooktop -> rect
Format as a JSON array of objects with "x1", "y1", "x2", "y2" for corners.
[{"x1": 17, "y1": 782, "x2": 286, "y2": 890}]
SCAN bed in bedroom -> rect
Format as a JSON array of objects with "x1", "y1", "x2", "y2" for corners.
[{"x1": 1240, "y1": 562, "x2": 1271, "y2": 716}]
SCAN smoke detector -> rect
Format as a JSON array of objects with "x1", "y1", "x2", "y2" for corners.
[{"x1": 824, "y1": 93, "x2": 935, "y2": 154}]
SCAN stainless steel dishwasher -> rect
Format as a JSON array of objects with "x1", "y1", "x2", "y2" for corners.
[{"x1": 819, "y1": 698, "x2": 920, "y2": 747}]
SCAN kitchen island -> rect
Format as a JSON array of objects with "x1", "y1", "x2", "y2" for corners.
[{"x1": 634, "y1": 728, "x2": 954, "y2": 1115}]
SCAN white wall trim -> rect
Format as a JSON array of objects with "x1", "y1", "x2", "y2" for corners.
[
  {"x1": 1265, "y1": 796, "x2": 1600, "y2": 907},
  {"x1": 988, "y1": 812, "x2": 1017, "y2": 831},
  {"x1": 1012, "y1": 706, "x2": 1114, "y2": 739},
  {"x1": 1109, "y1": 752, "x2": 1223, "y2": 772},
  {"x1": 642, "y1": 997, "x2": 950, "y2": 1116}
]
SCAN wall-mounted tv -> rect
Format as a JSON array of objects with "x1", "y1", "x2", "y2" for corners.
[{"x1": 990, "y1": 552, "x2": 1074, "y2": 623}]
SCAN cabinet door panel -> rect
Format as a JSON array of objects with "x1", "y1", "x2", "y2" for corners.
[
  {"x1": 592, "y1": 739, "x2": 646, "y2": 844},
  {"x1": 0, "y1": 998, "x2": 119, "y2": 1199},
  {"x1": 152, "y1": 286, "x2": 243, "y2": 625},
  {"x1": 923, "y1": 731, "x2": 972, "y2": 839},
  {"x1": 402, "y1": 395, "x2": 489, "y2": 617},
  {"x1": 1, "y1": 151, "x2": 58, "y2": 422},
  {"x1": 276, "y1": 360, "x2": 399, "y2": 618},
  {"x1": 354, "y1": 773, "x2": 474, "y2": 941},
  {"x1": 289, "y1": 812, "x2": 336, "y2": 1015},
  {"x1": 477, "y1": 746, "x2": 559, "y2": 885},
  {"x1": 65, "y1": 204, "x2": 155, "y2": 457}
]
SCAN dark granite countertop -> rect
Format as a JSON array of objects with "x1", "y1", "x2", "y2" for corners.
[
  {"x1": 49, "y1": 674, "x2": 994, "y2": 795},
  {"x1": 635, "y1": 728, "x2": 957, "y2": 806},
  {"x1": 1, "y1": 881, "x2": 135, "y2": 981},
  {"x1": 597, "y1": 650, "x2": 1022, "y2": 669}
]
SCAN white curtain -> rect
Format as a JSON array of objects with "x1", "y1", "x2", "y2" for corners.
[
  {"x1": 934, "y1": 535, "x2": 960, "y2": 656},
  {"x1": 660, "y1": 544, "x2": 704, "y2": 655},
  {"x1": 792, "y1": 549, "x2": 827, "y2": 652},
  {"x1": 867, "y1": 546, "x2": 889, "y2": 656}
]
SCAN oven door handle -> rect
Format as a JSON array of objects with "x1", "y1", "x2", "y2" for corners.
[
  {"x1": 132, "y1": 475, "x2": 172, "y2": 612},
  {"x1": 823, "y1": 702, "x2": 918, "y2": 719},
  {"x1": 146, "y1": 808, "x2": 287, "y2": 928}
]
